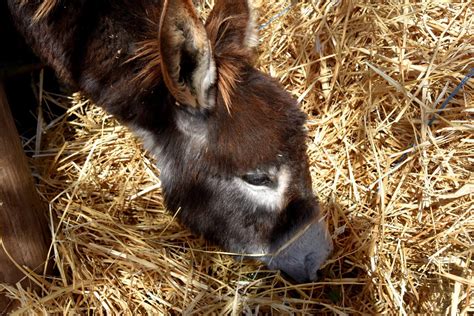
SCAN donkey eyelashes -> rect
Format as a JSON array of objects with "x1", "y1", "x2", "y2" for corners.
[
  {"x1": 241, "y1": 172, "x2": 274, "y2": 186},
  {"x1": 241, "y1": 165, "x2": 287, "y2": 187}
]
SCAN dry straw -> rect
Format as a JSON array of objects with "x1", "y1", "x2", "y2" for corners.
[{"x1": 2, "y1": 0, "x2": 473, "y2": 314}]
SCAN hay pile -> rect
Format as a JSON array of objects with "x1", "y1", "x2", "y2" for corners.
[{"x1": 2, "y1": 0, "x2": 473, "y2": 314}]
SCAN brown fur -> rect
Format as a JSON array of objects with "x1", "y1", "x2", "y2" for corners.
[{"x1": 7, "y1": 0, "x2": 332, "y2": 283}]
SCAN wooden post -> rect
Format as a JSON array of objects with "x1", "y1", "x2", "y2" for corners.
[{"x1": 0, "y1": 82, "x2": 51, "y2": 312}]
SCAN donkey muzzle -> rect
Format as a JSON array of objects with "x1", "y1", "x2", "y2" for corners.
[{"x1": 263, "y1": 217, "x2": 333, "y2": 283}]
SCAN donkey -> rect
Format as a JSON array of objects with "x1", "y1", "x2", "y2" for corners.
[{"x1": 7, "y1": 0, "x2": 333, "y2": 282}]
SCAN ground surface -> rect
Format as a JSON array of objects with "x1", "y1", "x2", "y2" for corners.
[{"x1": 2, "y1": 0, "x2": 473, "y2": 314}]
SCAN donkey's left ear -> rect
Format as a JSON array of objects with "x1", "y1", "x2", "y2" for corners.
[
  {"x1": 159, "y1": 0, "x2": 216, "y2": 109},
  {"x1": 206, "y1": 0, "x2": 259, "y2": 60}
]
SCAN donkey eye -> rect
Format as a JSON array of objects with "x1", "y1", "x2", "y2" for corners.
[{"x1": 242, "y1": 173, "x2": 273, "y2": 186}]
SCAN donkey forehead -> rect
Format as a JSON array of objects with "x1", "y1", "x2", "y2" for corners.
[
  {"x1": 169, "y1": 69, "x2": 307, "y2": 174},
  {"x1": 207, "y1": 74, "x2": 307, "y2": 170}
]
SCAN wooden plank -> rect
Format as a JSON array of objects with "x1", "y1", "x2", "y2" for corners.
[{"x1": 0, "y1": 82, "x2": 51, "y2": 312}]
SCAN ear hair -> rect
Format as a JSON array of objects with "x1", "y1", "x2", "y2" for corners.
[
  {"x1": 159, "y1": 0, "x2": 217, "y2": 110},
  {"x1": 19, "y1": 0, "x2": 58, "y2": 21},
  {"x1": 206, "y1": 0, "x2": 259, "y2": 55},
  {"x1": 205, "y1": 0, "x2": 259, "y2": 110}
]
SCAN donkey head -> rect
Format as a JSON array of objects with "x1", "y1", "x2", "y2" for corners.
[{"x1": 140, "y1": 0, "x2": 333, "y2": 282}]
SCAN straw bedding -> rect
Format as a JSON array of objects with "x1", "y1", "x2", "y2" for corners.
[{"x1": 2, "y1": 0, "x2": 473, "y2": 314}]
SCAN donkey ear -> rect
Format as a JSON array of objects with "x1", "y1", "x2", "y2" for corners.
[
  {"x1": 206, "y1": 0, "x2": 258, "y2": 59},
  {"x1": 159, "y1": 0, "x2": 217, "y2": 109}
]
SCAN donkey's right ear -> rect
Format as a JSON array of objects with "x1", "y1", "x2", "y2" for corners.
[
  {"x1": 205, "y1": 0, "x2": 258, "y2": 61},
  {"x1": 159, "y1": 0, "x2": 217, "y2": 110}
]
